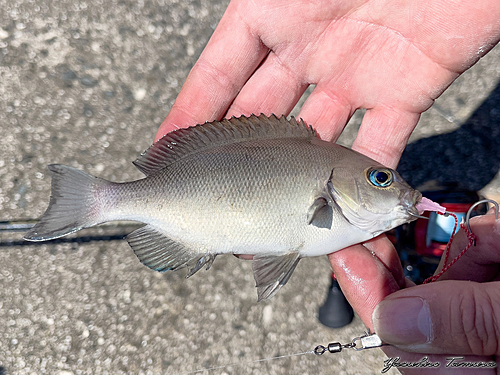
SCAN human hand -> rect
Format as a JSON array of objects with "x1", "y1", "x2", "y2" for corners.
[
  {"x1": 157, "y1": 0, "x2": 500, "y2": 168},
  {"x1": 365, "y1": 210, "x2": 499, "y2": 374},
  {"x1": 157, "y1": 0, "x2": 500, "y2": 352}
]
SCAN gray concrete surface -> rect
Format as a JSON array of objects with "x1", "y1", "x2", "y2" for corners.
[{"x1": 0, "y1": 1, "x2": 500, "y2": 374}]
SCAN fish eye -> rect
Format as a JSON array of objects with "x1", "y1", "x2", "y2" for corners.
[{"x1": 368, "y1": 168, "x2": 394, "y2": 187}]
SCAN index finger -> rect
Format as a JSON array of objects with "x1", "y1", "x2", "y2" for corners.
[{"x1": 155, "y1": 2, "x2": 269, "y2": 141}]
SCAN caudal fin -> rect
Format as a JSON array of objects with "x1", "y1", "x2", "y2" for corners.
[{"x1": 24, "y1": 164, "x2": 108, "y2": 241}]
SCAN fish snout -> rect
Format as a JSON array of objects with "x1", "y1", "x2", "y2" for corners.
[{"x1": 402, "y1": 190, "x2": 425, "y2": 220}]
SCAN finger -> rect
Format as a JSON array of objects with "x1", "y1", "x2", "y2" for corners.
[
  {"x1": 225, "y1": 52, "x2": 309, "y2": 119},
  {"x1": 328, "y1": 240, "x2": 402, "y2": 329},
  {"x1": 373, "y1": 280, "x2": 500, "y2": 356},
  {"x1": 362, "y1": 235, "x2": 407, "y2": 289},
  {"x1": 155, "y1": 3, "x2": 269, "y2": 140},
  {"x1": 437, "y1": 210, "x2": 500, "y2": 282},
  {"x1": 352, "y1": 107, "x2": 421, "y2": 168},
  {"x1": 296, "y1": 85, "x2": 353, "y2": 141}
]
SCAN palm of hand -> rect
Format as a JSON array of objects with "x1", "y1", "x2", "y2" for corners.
[{"x1": 158, "y1": 0, "x2": 499, "y2": 167}]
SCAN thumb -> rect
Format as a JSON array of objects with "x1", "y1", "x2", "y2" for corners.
[{"x1": 372, "y1": 280, "x2": 500, "y2": 356}]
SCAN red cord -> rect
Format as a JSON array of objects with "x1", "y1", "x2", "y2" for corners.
[{"x1": 422, "y1": 212, "x2": 477, "y2": 284}]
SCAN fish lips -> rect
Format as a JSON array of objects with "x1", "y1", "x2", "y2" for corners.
[{"x1": 402, "y1": 190, "x2": 425, "y2": 220}]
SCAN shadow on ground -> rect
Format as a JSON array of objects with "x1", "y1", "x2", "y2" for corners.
[{"x1": 398, "y1": 82, "x2": 500, "y2": 191}]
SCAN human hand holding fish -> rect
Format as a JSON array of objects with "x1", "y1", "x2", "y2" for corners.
[{"x1": 154, "y1": 0, "x2": 500, "y2": 348}]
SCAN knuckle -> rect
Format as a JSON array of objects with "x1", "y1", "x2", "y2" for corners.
[{"x1": 194, "y1": 59, "x2": 239, "y2": 95}]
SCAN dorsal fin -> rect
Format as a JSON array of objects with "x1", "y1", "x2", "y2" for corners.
[{"x1": 133, "y1": 114, "x2": 316, "y2": 176}]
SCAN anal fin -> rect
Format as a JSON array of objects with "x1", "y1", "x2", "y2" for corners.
[
  {"x1": 126, "y1": 225, "x2": 216, "y2": 276},
  {"x1": 252, "y1": 252, "x2": 301, "y2": 302}
]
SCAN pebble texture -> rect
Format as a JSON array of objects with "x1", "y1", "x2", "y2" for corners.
[{"x1": 1, "y1": 1, "x2": 500, "y2": 374}]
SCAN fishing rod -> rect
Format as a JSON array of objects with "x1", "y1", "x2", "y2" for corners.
[{"x1": 0, "y1": 220, "x2": 142, "y2": 246}]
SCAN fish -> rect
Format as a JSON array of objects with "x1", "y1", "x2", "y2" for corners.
[{"x1": 25, "y1": 114, "x2": 425, "y2": 301}]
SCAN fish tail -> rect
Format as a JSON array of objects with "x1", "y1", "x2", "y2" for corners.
[{"x1": 24, "y1": 164, "x2": 109, "y2": 241}]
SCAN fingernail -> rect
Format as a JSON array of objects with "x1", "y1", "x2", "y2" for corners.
[{"x1": 372, "y1": 297, "x2": 433, "y2": 347}]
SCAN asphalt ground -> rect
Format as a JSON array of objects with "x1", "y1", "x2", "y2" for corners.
[{"x1": 1, "y1": 1, "x2": 500, "y2": 374}]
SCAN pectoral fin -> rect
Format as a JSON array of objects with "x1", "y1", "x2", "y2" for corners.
[
  {"x1": 307, "y1": 197, "x2": 333, "y2": 229},
  {"x1": 126, "y1": 225, "x2": 216, "y2": 276},
  {"x1": 252, "y1": 252, "x2": 301, "y2": 301}
]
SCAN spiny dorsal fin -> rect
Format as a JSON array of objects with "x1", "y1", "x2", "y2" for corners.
[{"x1": 133, "y1": 114, "x2": 316, "y2": 176}]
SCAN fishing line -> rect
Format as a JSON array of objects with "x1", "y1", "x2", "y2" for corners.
[
  {"x1": 173, "y1": 350, "x2": 315, "y2": 375},
  {"x1": 173, "y1": 330, "x2": 388, "y2": 375},
  {"x1": 422, "y1": 212, "x2": 460, "y2": 284}
]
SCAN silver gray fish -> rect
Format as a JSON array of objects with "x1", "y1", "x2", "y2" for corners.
[{"x1": 25, "y1": 114, "x2": 422, "y2": 301}]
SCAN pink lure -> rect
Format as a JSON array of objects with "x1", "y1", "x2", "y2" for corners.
[{"x1": 416, "y1": 197, "x2": 446, "y2": 215}]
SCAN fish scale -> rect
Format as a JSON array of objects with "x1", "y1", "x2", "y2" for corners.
[
  {"x1": 24, "y1": 114, "x2": 423, "y2": 301},
  {"x1": 154, "y1": 139, "x2": 328, "y2": 250}
]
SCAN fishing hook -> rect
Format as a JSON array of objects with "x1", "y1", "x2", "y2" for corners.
[
  {"x1": 407, "y1": 210, "x2": 429, "y2": 220},
  {"x1": 465, "y1": 199, "x2": 499, "y2": 235}
]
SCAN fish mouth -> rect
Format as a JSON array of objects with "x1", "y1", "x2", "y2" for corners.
[{"x1": 403, "y1": 190, "x2": 428, "y2": 220}]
